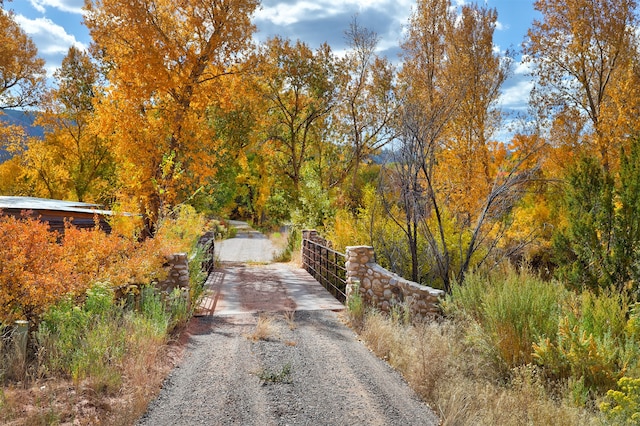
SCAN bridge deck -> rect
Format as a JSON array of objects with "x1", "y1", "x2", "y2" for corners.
[{"x1": 196, "y1": 263, "x2": 345, "y2": 316}]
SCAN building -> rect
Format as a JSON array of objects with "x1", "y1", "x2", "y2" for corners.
[{"x1": 0, "y1": 196, "x2": 113, "y2": 233}]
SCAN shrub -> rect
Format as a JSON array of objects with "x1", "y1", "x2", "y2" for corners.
[
  {"x1": 0, "y1": 215, "x2": 74, "y2": 323},
  {"x1": 533, "y1": 290, "x2": 639, "y2": 395},
  {"x1": 155, "y1": 204, "x2": 206, "y2": 255},
  {"x1": 600, "y1": 376, "x2": 640, "y2": 424},
  {"x1": 37, "y1": 282, "x2": 126, "y2": 392},
  {"x1": 447, "y1": 267, "x2": 565, "y2": 369}
]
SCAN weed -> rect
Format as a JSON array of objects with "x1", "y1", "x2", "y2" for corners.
[
  {"x1": 188, "y1": 247, "x2": 209, "y2": 308},
  {"x1": 354, "y1": 309, "x2": 601, "y2": 425},
  {"x1": 448, "y1": 267, "x2": 565, "y2": 370},
  {"x1": 139, "y1": 286, "x2": 170, "y2": 339},
  {"x1": 258, "y1": 362, "x2": 292, "y2": 384},
  {"x1": 346, "y1": 281, "x2": 365, "y2": 326},
  {"x1": 283, "y1": 310, "x2": 296, "y2": 330},
  {"x1": 246, "y1": 313, "x2": 275, "y2": 341},
  {"x1": 601, "y1": 376, "x2": 640, "y2": 424},
  {"x1": 168, "y1": 287, "x2": 190, "y2": 330}
]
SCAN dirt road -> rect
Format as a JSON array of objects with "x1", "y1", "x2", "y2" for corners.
[
  {"x1": 138, "y1": 311, "x2": 438, "y2": 425},
  {"x1": 137, "y1": 224, "x2": 439, "y2": 425},
  {"x1": 215, "y1": 220, "x2": 277, "y2": 263}
]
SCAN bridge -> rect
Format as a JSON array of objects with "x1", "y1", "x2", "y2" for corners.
[{"x1": 196, "y1": 221, "x2": 344, "y2": 315}]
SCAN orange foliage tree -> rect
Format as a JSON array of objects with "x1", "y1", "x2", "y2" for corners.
[
  {"x1": 84, "y1": 0, "x2": 259, "y2": 231},
  {"x1": 26, "y1": 47, "x2": 114, "y2": 203}
]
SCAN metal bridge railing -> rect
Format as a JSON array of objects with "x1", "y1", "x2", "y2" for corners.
[{"x1": 302, "y1": 237, "x2": 347, "y2": 303}]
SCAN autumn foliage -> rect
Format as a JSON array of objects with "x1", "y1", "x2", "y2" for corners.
[{"x1": 0, "y1": 215, "x2": 166, "y2": 324}]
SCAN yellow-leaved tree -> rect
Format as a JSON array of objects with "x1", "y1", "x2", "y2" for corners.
[
  {"x1": 84, "y1": 0, "x2": 259, "y2": 232},
  {"x1": 0, "y1": 6, "x2": 46, "y2": 110},
  {"x1": 525, "y1": 0, "x2": 640, "y2": 172},
  {"x1": 24, "y1": 46, "x2": 114, "y2": 202}
]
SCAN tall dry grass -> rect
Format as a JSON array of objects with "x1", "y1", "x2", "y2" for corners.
[{"x1": 357, "y1": 311, "x2": 602, "y2": 425}]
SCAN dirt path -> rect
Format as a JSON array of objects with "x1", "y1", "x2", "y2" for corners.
[
  {"x1": 215, "y1": 220, "x2": 277, "y2": 263},
  {"x1": 138, "y1": 311, "x2": 439, "y2": 425},
  {"x1": 137, "y1": 224, "x2": 439, "y2": 425}
]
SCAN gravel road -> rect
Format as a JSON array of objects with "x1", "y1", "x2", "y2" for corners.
[
  {"x1": 215, "y1": 221, "x2": 277, "y2": 263},
  {"x1": 138, "y1": 311, "x2": 439, "y2": 425},
  {"x1": 137, "y1": 222, "x2": 439, "y2": 425}
]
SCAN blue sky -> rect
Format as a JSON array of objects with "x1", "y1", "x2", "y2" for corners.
[{"x1": 6, "y1": 0, "x2": 539, "y2": 135}]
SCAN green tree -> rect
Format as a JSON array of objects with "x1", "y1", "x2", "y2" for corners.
[
  {"x1": 553, "y1": 136, "x2": 640, "y2": 293},
  {"x1": 258, "y1": 37, "x2": 338, "y2": 199}
]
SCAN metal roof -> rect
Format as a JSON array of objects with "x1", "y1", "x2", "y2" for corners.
[{"x1": 0, "y1": 196, "x2": 113, "y2": 216}]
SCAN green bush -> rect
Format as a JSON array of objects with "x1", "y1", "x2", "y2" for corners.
[
  {"x1": 533, "y1": 290, "x2": 640, "y2": 395},
  {"x1": 36, "y1": 282, "x2": 174, "y2": 393},
  {"x1": 447, "y1": 267, "x2": 566, "y2": 369}
]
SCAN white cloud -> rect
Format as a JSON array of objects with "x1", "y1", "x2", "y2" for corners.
[
  {"x1": 15, "y1": 15, "x2": 85, "y2": 54},
  {"x1": 256, "y1": 1, "x2": 326, "y2": 26},
  {"x1": 14, "y1": 14, "x2": 87, "y2": 76},
  {"x1": 513, "y1": 56, "x2": 533, "y2": 75},
  {"x1": 499, "y1": 79, "x2": 533, "y2": 111},
  {"x1": 27, "y1": 0, "x2": 85, "y2": 15},
  {"x1": 256, "y1": 0, "x2": 411, "y2": 27}
]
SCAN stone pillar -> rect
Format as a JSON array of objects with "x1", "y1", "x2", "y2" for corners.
[
  {"x1": 345, "y1": 246, "x2": 375, "y2": 301},
  {"x1": 158, "y1": 252, "x2": 191, "y2": 310}
]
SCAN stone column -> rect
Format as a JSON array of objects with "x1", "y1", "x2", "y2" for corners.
[{"x1": 345, "y1": 246, "x2": 375, "y2": 300}]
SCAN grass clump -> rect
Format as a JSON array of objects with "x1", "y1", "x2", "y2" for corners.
[
  {"x1": 346, "y1": 281, "x2": 366, "y2": 328},
  {"x1": 246, "y1": 313, "x2": 276, "y2": 341},
  {"x1": 258, "y1": 362, "x2": 293, "y2": 384}
]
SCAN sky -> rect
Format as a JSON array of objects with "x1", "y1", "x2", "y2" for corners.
[{"x1": 6, "y1": 0, "x2": 539, "y2": 133}]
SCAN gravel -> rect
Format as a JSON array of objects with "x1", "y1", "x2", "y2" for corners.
[{"x1": 137, "y1": 310, "x2": 439, "y2": 425}]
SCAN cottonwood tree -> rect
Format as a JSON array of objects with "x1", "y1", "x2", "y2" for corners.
[
  {"x1": 331, "y1": 18, "x2": 397, "y2": 207},
  {"x1": 258, "y1": 37, "x2": 338, "y2": 200},
  {"x1": 0, "y1": 5, "x2": 46, "y2": 195},
  {"x1": 442, "y1": 3, "x2": 510, "y2": 227},
  {"x1": 380, "y1": 0, "x2": 455, "y2": 284},
  {"x1": 525, "y1": 0, "x2": 639, "y2": 171},
  {"x1": 0, "y1": 7, "x2": 46, "y2": 110},
  {"x1": 380, "y1": 0, "x2": 537, "y2": 291},
  {"x1": 24, "y1": 47, "x2": 114, "y2": 202},
  {"x1": 84, "y1": 0, "x2": 258, "y2": 231}
]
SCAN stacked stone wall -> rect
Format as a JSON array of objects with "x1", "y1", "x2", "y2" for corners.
[
  {"x1": 157, "y1": 253, "x2": 190, "y2": 293},
  {"x1": 345, "y1": 245, "x2": 444, "y2": 321}
]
